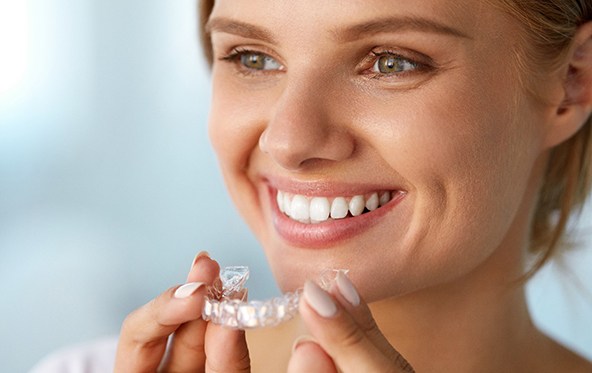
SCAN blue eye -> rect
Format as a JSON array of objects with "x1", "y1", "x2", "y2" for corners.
[
  {"x1": 372, "y1": 54, "x2": 417, "y2": 74},
  {"x1": 239, "y1": 51, "x2": 282, "y2": 71}
]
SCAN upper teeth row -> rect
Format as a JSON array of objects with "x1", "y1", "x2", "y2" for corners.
[{"x1": 276, "y1": 190, "x2": 393, "y2": 223}]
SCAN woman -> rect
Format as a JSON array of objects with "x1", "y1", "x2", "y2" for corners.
[{"x1": 115, "y1": 0, "x2": 592, "y2": 371}]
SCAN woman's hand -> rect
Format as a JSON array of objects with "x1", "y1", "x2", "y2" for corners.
[
  {"x1": 288, "y1": 272, "x2": 414, "y2": 373},
  {"x1": 114, "y1": 252, "x2": 251, "y2": 373}
]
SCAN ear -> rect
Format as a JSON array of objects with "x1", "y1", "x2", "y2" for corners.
[{"x1": 544, "y1": 21, "x2": 592, "y2": 148}]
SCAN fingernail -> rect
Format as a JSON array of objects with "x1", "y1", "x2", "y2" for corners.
[
  {"x1": 190, "y1": 251, "x2": 210, "y2": 270},
  {"x1": 291, "y1": 335, "x2": 317, "y2": 353},
  {"x1": 304, "y1": 280, "x2": 337, "y2": 318},
  {"x1": 336, "y1": 271, "x2": 360, "y2": 307},
  {"x1": 174, "y1": 282, "x2": 205, "y2": 299}
]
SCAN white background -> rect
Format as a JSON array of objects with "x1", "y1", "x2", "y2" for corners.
[{"x1": 0, "y1": 1, "x2": 590, "y2": 371}]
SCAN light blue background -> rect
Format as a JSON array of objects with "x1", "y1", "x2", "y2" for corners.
[{"x1": 0, "y1": 1, "x2": 590, "y2": 372}]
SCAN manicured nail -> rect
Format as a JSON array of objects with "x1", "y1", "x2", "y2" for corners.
[
  {"x1": 291, "y1": 335, "x2": 317, "y2": 353},
  {"x1": 336, "y1": 271, "x2": 360, "y2": 307},
  {"x1": 304, "y1": 280, "x2": 337, "y2": 318},
  {"x1": 174, "y1": 282, "x2": 205, "y2": 299},
  {"x1": 190, "y1": 251, "x2": 210, "y2": 270}
]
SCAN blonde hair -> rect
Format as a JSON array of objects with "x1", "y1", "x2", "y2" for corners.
[
  {"x1": 198, "y1": 0, "x2": 592, "y2": 274},
  {"x1": 488, "y1": 0, "x2": 592, "y2": 275}
]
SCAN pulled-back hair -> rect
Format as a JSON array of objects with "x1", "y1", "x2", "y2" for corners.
[
  {"x1": 487, "y1": 1, "x2": 592, "y2": 275},
  {"x1": 198, "y1": 0, "x2": 592, "y2": 275}
]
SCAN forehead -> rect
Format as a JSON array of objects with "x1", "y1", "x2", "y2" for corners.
[{"x1": 209, "y1": 0, "x2": 501, "y2": 42}]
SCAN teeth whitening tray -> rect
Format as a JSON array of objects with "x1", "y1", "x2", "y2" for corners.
[{"x1": 202, "y1": 266, "x2": 344, "y2": 329}]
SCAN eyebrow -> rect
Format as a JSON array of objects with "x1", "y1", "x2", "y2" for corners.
[
  {"x1": 206, "y1": 15, "x2": 470, "y2": 44},
  {"x1": 336, "y1": 16, "x2": 471, "y2": 42},
  {"x1": 206, "y1": 17, "x2": 277, "y2": 44}
]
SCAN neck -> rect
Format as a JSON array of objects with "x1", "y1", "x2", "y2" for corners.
[
  {"x1": 370, "y1": 216, "x2": 544, "y2": 372},
  {"x1": 371, "y1": 270, "x2": 535, "y2": 371},
  {"x1": 367, "y1": 153, "x2": 554, "y2": 372}
]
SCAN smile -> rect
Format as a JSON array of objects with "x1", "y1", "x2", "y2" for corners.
[
  {"x1": 266, "y1": 179, "x2": 408, "y2": 248},
  {"x1": 277, "y1": 190, "x2": 397, "y2": 224}
]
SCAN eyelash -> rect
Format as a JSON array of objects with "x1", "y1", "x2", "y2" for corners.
[
  {"x1": 218, "y1": 47, "x2": 283, "y2": 76},
  {"x1": 218, "y1": 47, "x2": 432, "y2": 80},
  {"x1": 364, "y1": 49, "x2": 430, "y2": 80}
]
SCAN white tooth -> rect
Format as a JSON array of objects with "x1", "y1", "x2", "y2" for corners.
[
  {"x1": 379, "y1": 191, "x2": 391, "y2": 206},
  {"x1": 277, "y1": 190, "x2": 284, "y2": 213},
  {"x1": 330, "y1": 197, "x2": 348, "y2": 219},
  {"x1": 290, "y1": 195, "x2": 310, "y2": 221},
  {"x1": 365, "y1": 193, "x2": 379, "y2": 211},
  {"x1": 349, "y1": 195, "x2": 365, "y2": 216},
  {"x1": 283, "y1": 193, "x2": 292, "y2": 216},
  {"x1": 310, "y1": 197, "x2": 330, "y2": 222}
]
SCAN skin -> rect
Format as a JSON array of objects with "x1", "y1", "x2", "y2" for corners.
[
  {"x1": 115, "y1": 0, "x2": 592, "y2": 371},
  {"x1": 208, "y1": 0, "x2": 549, "y2": 298}
]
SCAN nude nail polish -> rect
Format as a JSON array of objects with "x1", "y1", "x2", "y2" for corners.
[
  {"x1": 174, "y1": 282, "x2": 205, "y2": 299},
  {"x1": 336, "y1": 271, "x2": 360, "y2": 307},
  {"x1": 304, "y1": 280, "x2": 337, "y2": 318},
  {"x1": 190, "y1": 251, "x2": 210, "y2": 270}
]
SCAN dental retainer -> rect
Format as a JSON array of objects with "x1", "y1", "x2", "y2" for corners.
[{"x1": 202, "y1": 266, "x2": 346, "y2": 329}]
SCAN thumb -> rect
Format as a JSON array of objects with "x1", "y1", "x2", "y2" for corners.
[
  {"x1": 288, "y1": 337, "x2": 338, "y2": 373},
  {"x1": 298, "y1": 275, "x2": 414, "y2": 373}
]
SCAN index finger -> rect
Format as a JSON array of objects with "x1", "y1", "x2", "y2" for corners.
[
  {"x1": 299, "y1": 277, "x2": 414, "y2": 373},
  {"x1": 115, "y1": 254, "x2": 219, "y2": 373},
  {"x1": 115, "y1": 282, "x2": 209, "y2": 373},
  {"x1": 161, "y1": 253, "x2": 221, "y2": 372}
]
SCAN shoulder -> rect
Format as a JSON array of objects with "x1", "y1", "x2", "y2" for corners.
[
  {"x1": 560, "y1": 348, "x2": 592, "y2": 373},
  {"x1": 537, "y1": 335, "x2": 592, "y2": 373},
  {"x1": 29, "y1": 336, "x2": 118, "y2": 373}
]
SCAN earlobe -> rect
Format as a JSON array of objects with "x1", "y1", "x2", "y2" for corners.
[{"x1": 544, "y1": 21, "x2": 592, "y2": 149}]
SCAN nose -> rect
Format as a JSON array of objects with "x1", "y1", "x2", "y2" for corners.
[{"x1": 258, "y1": 79, "x2": 355, "y2": 171}]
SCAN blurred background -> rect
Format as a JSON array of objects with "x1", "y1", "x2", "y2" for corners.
[{"x1": 0, "y1": 1, "x2": 590, "y2": 372}]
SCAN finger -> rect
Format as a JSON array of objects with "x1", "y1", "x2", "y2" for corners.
[
  {"x1": 287, "y1": 337, "x2": 338, "y2": 373},
  {"x1": 160, "y1": 252, "x2": 221, "y2": 372},
  {"x1": 300, "y1": 278, "x2": 414, "y2": 373},
  {"x1": 202, "y1": 277, "x2": 250, "y2": 373},
  {"x1": 115, "y1": 281, "x2": 208, "y2": 373},
  {"x1": 328, "y1": 272, "x2": 399, "y2": 360},
  {"x1": 204, "y1": 323, "x2": 251, "y2": 373},
  {"x1": 186, "y1": 251, "x2": 219, "y2": 283}
]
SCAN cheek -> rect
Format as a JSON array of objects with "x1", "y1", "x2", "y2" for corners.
[
  {"x1": 353, "y1": 74, "x2": 541, "y2": 279},
  {"x1": 208, "y1": 72, "x2": 280, "y2": 182},
  {"x1": 208, "y1": 75, "x2": 268, "y2": 227},
  {"x1": 358, "y1": 83, "x2": 528, "y2": 195}
]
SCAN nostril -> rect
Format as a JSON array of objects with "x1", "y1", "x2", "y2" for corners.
[{"x1": 259, "y1": 124, "x2": 356, "y2": 171}]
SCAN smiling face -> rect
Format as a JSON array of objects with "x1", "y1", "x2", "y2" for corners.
[{"x1": 207, "y1": 0, "x2": 553, "y2": 301}]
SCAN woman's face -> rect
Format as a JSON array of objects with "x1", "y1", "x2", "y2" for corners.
[{"x1": 207, "y1": 0, "x2": 551, "y2": 300}]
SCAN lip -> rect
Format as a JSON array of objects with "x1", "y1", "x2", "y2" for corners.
[
  {"x1": 264, "y1": 178, "x2": 407, "y2": 249},
  {"x1": 265, "y1": 176, "x2": 405, "y2": 197}
]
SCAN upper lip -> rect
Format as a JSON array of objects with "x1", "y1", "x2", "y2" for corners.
[{"x1": 261, "y1": 174, "x2": 407, "y2": 196}]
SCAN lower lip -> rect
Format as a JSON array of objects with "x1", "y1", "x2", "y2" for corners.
[{"x1": 268, "y1": 188, "x2": 406, "y2": 249}]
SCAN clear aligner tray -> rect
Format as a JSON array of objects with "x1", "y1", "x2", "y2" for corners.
[{"x1": 202, "y1": 266, "x2": 344, "y2": 329}]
